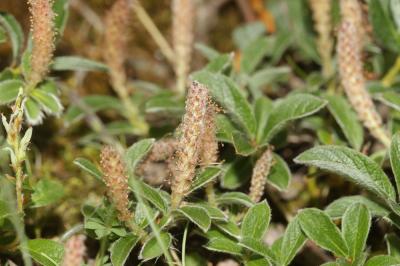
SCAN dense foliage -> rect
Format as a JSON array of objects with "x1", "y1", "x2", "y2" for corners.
[{"x1": 2, "y1": 0, "x2": 400, "y2": 265}]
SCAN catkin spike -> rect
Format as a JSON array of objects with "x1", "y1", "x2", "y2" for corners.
[
  {"x1": 172, "y1": 0, "x2": 195, "y2": 95},
  {"x1": 340, "y1": 0, "x2": 365, "y2": 43},
  {"x1": 249, "y1": 147, "x2": 273, "y2": 203},
  {"x1": 146, "y1": 138, "x2": 179, "y2": 162},
  {"x1": 309, "y1": 0, "x2": 333, "y2": 77},
  {"x1": 171, "y1": 81, "x2": 209, "y2": 208},
  {"x1": 100, "y1": 146, "x2": 132, "y2": 222},
  {"x1": 104, "y1": 0, "x2": 131, "y2": 91},
  {"x1": 199, "y1": 104, "x2": 219, "y2": 166},
  {"x1": 62, "y1": 235, "x2": 86, "y2": 266},
  {"x1": 28, "y1": 0, "x2": 55, "y2": 88},
  {"x1": 199, "y1": 103, "x2": 219, "y2": 204},
  {"x1": 337, "y1": 21, "x2": 390, "y2": 147},
  {"x1": 104, "y1": 0, "x2": 148, "y2": 134}
]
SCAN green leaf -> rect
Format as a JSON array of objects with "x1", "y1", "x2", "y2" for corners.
[
  {"x1": 278, "y1": 217, "x2": 306, "y2": 266},
  {"x1": 241, "y1": 37, "x2": 269, "y2": 74},
  {"x1": 0, "y1": 25, "x2": 6, "y2": 44},
  {"x1": 64, "y1": 95, "x2": 123, "y2": 124},
  {"x1": 233, "y1": 22, "x2": 266, "y2": 50},
  {"x1": 325, "y1": 196, "x2": 390, "y2": 219},
  {"x1": 245, "y1": 256, "x2": 272, "y2": 266},
  {"x1": 391, "y1": 0, "x2": 400, "y2": 29},
  {"x1": 216, "y1": 192, "x2": 254, "y2": 207},
  {"x1": 261, "y1": 93, "x2": 327, "y2": 143},
  {"x1": 196, "y1": 203, "x2": 227, "y2": 221},
  {"x1": 24, "y1": 98, "x2": 44, "y2": 125},
  {"x1": 0, "y1": 12, "x2": 23, "y2": 61},
  {"x1": 232, "y1": 131, "x2": 257, "y2": 155},
  {"x1": 254, "y1": 97, "x2": 274, "y2": 142},
  {"x1": 249, "y1": 67, "x2": 290, "y2": 93},
  {"x1": 26, "y1": 239, "x2": 64, "y2": 266},
  {"x1": 145, "y1": 92, "x2": 184, "y2": 115},
  {"x1": 205, "y1": 53, "x2": 233, "y2": 73},
  {"x1": 139, "y1": 232, "x2": 172, "y2": 261},
  {"x1": 241, "y1": 200, "x2": 271, "y2": 240},
  {"x1": 124, "y1": 139, "x2": 155, "y2": 172},
  {"x1": 0, "y1": 79, "x2": 23, "y2": 104},
  {"x1": 176, "y1": 205, "x2": 211, "y2": 232},
  {"x1": 215, "y1": 220, "x2": 241, "y2": 238},
  {"x1": 0, "y1": 200, "x2": 12, "y2": 221},
  {"x1": 195, "y1": 43, "x2": 220, "y2": 60},
  {"x1": 189, "y1": 167, "x2": 222, "y2": 193},
  {"x1": 110, "y1": 234, "x2": 139, "y2": 266},
  {"x1": 30, "y1": 89, "x2": 63, "y2": 115},
  {"x1": 298, "y1": 208, "x2": 348, "y2": 257},
  {"x1": 386, "y1": 234, "x2": 400, "y2": 258},
  {"x1": 221, "y1": 158, "x2": 252, "y2": 190},
  {"x1": 267, "y1": 153, "x2": 291, "y2": 190},
  {"x1": 369, "y1": 0, "x2": 400, "y2": 52},
  {"x1": 73, "y1": 158, "x2": 103, "y2": 182},
  {"x1": 365, "y1": 255, "x2": 400, "y2": 266},
  {"x1": 326, "y1": 95, "x2": 363, "y2": 150},
  {"x1": 377, "y1": 92, "x2": 400, "y2": 112},
  {"x1": 390, "y1": 133, "x2": 400, "y2": 197},
  {"x1": 294, "y1": 145, "x2": 396, "y2": 201},
  {"x1": 52, "y1": 0, "x2": 69, "y2": 37},
  {"x1": 32, "y1": 179, "x2": 64, "y2": 207},
  {"x1": 52, "y1": 56, "x2": 109, "y2": 72},
  {"x1": 239, "y1": 237, "x2": 275, "y2": 262},
  {"x1": 342, "y1": 203, "x2": 371, "y2": 260},
  {"x1": 205, "y1": 237, "x2": 243, "y2": 256},
  {"x1": 193, "y1": 71, "x2": 257, "y2": 137},
  {"x1": 129, "y1": 180, "x2": 168, "y2": 213}
]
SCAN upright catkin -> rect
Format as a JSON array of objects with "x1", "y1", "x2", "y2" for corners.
[
  {"x1": 100, "y1": 146, "x2": 132, "y2": 222},
  {"x1": 337, "y1": 22, "x2": 390, "y2": 147},
  {"x1": 172, "y1": 0, "x2": 195, "y2": 95},
  {"x1": 62, "y1": 235, "x2": 86, "y2": 266},
  {"x1": 340, "y1": 0, "x2": 365, "y2": 43},
  {"x1": 104, "y1": 0, "x2": 131, "y2": 90},
  {"x1": 249, "y1": 147, "x2": 273, "y2": 203},
  {"x1": 171, "y1": 81, "x2": 209, "y2": 208},
  {"x1": 199, "y1": 104, "x2": 218, "y2": 166},
  {"x1": 199, "y1": 103, "x2": 219, "y2": 204},
  {"x1": 309, "y1": 0, "x2": 333, "y2": 77},
  {"x1": 104, "y1": 0, "x2": 148, "y2": 134},
  {"x1": 28, "y1": 0, "x2": 55, "y2": 88}
]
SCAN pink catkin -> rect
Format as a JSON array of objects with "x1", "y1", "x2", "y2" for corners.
[
  {"x1": 249, "y1": 147, "x2": 273, "y2": 203},
  {"x1": 62, "y1": 235, "x2": 86, "y2": 266},
  {"x1": 28, "y1": 0, "x2": 55, "y2": 87},
  {"x1": 172, "y1": 0, "x2": 195, "y2": 94},
  {"x1": 100, "y1": 146, "x2": 132, "y2": 222},
  {"x1": 171, "y1": 81, "x2": 209, "y2": 207},
  {"x1": 104, "y1": 0, "x2": 131, "y2": 90},
  {"x1": 337, "y1": 20, "x2": 390, "y2": 147}
]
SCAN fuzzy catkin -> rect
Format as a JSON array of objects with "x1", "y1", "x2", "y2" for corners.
[
  {"x1": 28, "y1": 0, "x2": 55, "y2": 88},
  {"x1": 309, "y1": 0, "x2": 333, "y2": 77},
  {"x1": 249, "y1": 148, "x2": 273, "y2": 203},
  {"x1": 340, "y1": 0, "x2": 365, "y2": 43},
  {"x1": 100, "y1": 146, "x2": 132, "y2": 222},
  {"x1": 62, "y1": 235, "x2": 86, "y2": 266},
  {"x1": 172, "y1": 0, "x2": 195, "y2": 95},
  {"x1": 147, "y1": 138, "x2": 179, "y2": 162},
  {"x1": 337, "y1": 21, "x2": 390, "y2": 147},
  {"x1": 200, "y1": 104, "x2": 218, "y2": 166},
  {"x1": 104, "y1": 0, "x2": 131, "y2": 90},
  {"x1": 171, "y1": 81, "x2": 209, "y2": 208}
]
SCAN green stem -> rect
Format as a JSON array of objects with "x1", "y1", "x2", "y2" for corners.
[
  {"x1": 182, "y1": 222, "x2": 189, "y2": 266},
  {"x1": 382, "y1": 56, "x2": 400, "y2": 87}
]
